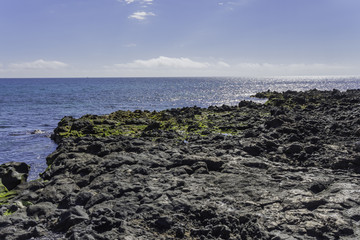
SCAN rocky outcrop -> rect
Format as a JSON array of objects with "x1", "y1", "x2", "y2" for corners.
[
  {"x1": 0, "y1": 162, "x2": 29, "y2": 205},
  {"x1": 1, "y1": 89, "x2": 360, "y2": 239},
  {"x1": 0, "y1": 162, "x2": 29, "y2": 191}
]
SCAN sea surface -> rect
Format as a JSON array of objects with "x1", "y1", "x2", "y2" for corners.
[{"x1": 1, "y1": 76, "x2": 360, "y2": 180}]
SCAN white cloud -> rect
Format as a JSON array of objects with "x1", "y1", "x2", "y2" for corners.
[
  {"x1": 128, "y1": 11, "x2": 155, "y2": 20},
  {"x1": 118, "y1": 0, "x2": 153, "y2": 5},
  {"x1": 118, "y1": 0, "x2": 156, "y2": 19},
  {"x1": 9, "y1": 59, "x2": 68, "y2": 70},
  {"x1": 108, "y1": 58, "x2": 356, "y2": 77},
  {"x1": 218, "y1": 0, "x2": 253, "y2": 9},
  {"x1": 141, "y1": 0, "x2": 153, "y2": 5},
  {"x1": 103, "y1": 57, "x2": 233, "y2": 77},
  {"x1": 118, "y1": 0, "x2": 135, "y2": 4},
  {"x1": 217, "y1": 61, "x2": 231, "y2": 68},
  {"x1": 124, "y1": 43, "x2": 137, "y2": 47},
  {"x1": 114, "y1": 56, "x2": 211, "y2": 69}
]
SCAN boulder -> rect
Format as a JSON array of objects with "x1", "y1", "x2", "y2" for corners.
[{"x1": 0, "y1": 162, "x2": 30, "y2": 190}]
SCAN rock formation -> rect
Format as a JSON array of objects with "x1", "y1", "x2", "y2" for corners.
[{"x1": 0, "y1": 89, "x2": 360, "y2": 239}]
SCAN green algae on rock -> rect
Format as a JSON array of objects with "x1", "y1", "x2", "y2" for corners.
[
  {"x1": 0, "y1": 162, "x2": 30, "y2": 206},
  {"x1": 51, "y1": 103, "x2": 270, "y2": 143},
  {"x1": 0, "y1": 184, "x2": 17, "y2": 206}
]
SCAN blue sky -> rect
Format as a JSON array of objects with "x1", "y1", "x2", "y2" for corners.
[{"x1": 0, "y1": 0, "x2": 359, "y2": 77}]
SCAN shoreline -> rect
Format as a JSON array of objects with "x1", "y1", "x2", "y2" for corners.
[{"x1": 1, "y1": 89, "x2": 360, "y2": 239}]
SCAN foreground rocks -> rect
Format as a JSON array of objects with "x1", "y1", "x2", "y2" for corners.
[
  {"x1": 1, "y1": 89, "x2": 360, "y2": 239},
  {"x1": 0, "y1": 162, "x2": 29, "y2": 205}
]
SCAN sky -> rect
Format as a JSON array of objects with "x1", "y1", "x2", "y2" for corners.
[{"x1": 0, "y1": 0, "x2": 360, "y2": 78}]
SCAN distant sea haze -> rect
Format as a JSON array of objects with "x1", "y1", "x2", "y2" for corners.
[{"x1": 0, "y1": 76, "x2": 360, "y2": 180}]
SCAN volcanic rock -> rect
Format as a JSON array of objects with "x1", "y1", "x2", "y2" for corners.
[{"x1": 1, "y1": 89, "x2": 360, "y2": 239}]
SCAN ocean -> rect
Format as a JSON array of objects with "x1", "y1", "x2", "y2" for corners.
[{"x1": 1, "y1": 76, "x2": 360, "y2": 180}]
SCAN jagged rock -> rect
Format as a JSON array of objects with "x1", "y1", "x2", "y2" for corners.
[
  {"x1": 0, "y1": 162, "x2": 29, "y2": 190},
  {"x1": 1, "y1": 89, "x2": 360, "y2": 239},
  {"x1": 284, "y1": 143, "x2": 303, "y2": 155},
  {"x1": 54, "y1": 206, "x2": 89, "y2": 232},
  {"x1": 26, "y1": 202, "x2": 57, "y2": 219},
  {"x1": 354, "y1": 141, "x2": 360, "y2": 152},
  {"x1": 265, "y1": 118, "x2": 284, "y2": 128}
]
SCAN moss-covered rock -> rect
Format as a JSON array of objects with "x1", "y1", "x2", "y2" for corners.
[
  {"x1": 51, "y1": 104, "x2": 269, "y2": 143},
  {"x1": 0, "y1": 181, "x2": 17, "y2": 206},
  {"x1": 0, "y1": 162, "x2": 30, "y2": 206}
]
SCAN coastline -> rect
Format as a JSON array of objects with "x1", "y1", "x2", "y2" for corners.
[{"x1": 1, "y1": 89, "x2": 360, "y2": 239}]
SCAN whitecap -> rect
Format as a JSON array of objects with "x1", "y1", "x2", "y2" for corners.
[{"x1": 31, "y1": 129, "x2": 46, "y2": 135}]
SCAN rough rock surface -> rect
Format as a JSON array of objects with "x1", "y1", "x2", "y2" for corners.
[
  {"x1": 0, "y1": 162, "x2": 30, "y2": 205},
  {"x1": 1, "y1": 89, "x2": 360, "y2": 239},
  {"x1": 0, "y1": 162, "x2": 29, "y2": 190}
]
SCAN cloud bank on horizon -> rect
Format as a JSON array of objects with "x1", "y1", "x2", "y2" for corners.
[
  {"x1": 0, "y1": 0, "x2": 359, "y2": 77},
  {"x1": 1, "y1": 57, "x2": 353, "y2": 78},
  {"x1": 9, "y1": 59, "x2": 68, "y2": 70}
]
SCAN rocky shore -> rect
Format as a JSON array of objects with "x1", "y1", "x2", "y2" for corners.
[{"x1": 1, "y1": 89, "x2": 360, "y2": 239}]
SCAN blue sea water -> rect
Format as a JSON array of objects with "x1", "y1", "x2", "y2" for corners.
[{"x1": 1, "y1": 76, "x2": 360, "y2": 180}]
